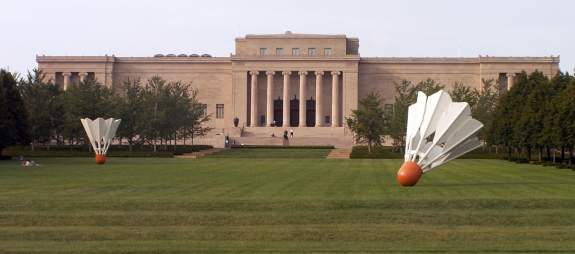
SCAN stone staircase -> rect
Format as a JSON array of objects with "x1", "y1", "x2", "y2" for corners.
[
  {"x1": 174, "y1": 148, "x2": 225, "y2": 158},
  {"x1": 230, "y1": 126, "x2": 354, "y2": 149},
  {"x1": 326, "y1": 149, "x2": 352, "y2": 159}
]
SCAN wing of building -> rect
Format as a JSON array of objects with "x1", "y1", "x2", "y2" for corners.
[{"x1": 37, "y1": 33, "x2": 559, "y2": 149}]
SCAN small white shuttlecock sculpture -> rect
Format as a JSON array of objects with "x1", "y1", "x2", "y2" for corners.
[
  {"x1": 81, "y1": 118, "x2": 121, "y2": 164},
  {"x1": 398, "y1": 90, "x2": 483, "y2": 186}
]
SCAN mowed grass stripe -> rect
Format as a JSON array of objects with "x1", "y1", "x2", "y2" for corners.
[{"x1": 2, "y1": 156, "x2": 575, "y2": 252}]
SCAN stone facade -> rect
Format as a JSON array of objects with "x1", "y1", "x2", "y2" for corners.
[{"x1": 37, "y1": 33, "x2": 559, "y2": 147}]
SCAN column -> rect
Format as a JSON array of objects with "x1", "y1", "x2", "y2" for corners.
[
  {"x1": 79, "y1": 72, "x2": 88, "y2": 83},
  {"x1": 298, "y1": 71, "x2": 308, "y2": 127},
  {"x1": 506, "y1": 73, "x2": 516, "y2": 91},
  {"x1": 331, "y1": 71, "x2": 340, "y2": 127},
  {"x1": 282, "y1": 71, "x2": 291, "y2": 127},
  {"x1": 266, "y1": 71, "x2": 275, "y2": 127},
  {"x1": 250, "y1": 71, "x2": 259, "y2": 127},
  {"x1": 315, "y1": 71, "x2": 324, "y2": 127},
  {"x1": 62, "y1": 72, "x2": 71, "y2": 90}
]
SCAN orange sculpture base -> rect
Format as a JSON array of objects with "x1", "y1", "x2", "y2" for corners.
[
  {"x1": 397, "y1": 161, "x2": 423, "y2": 186},
  {"x1": 95, "y1": 154, "x2": 106, "y2": 164}
]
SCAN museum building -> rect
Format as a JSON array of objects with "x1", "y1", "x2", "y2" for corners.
[{"x1": 36, "y1": 33, "x2": 560, "y2": 148}]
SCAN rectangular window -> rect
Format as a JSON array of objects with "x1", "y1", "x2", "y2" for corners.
[
  {"x1": 200, "y1": 104, "x2": 207, "y2": 118},
  {"x1": 308, "y1": 48, "x2": 315, "y2": 55},
  {"x1": 216, "y1": 104, "x2": 224, "y2": 118},
  {"x1": 325, "y1": 116, "x2": 330, "y2": 124},
  {"x1": 324, "y1": 48, "x2": 332, "y2": 55},
  {"x1": 276, "y1": 48, "x2": 283, "y2": 55},
  {"x1": 385, "y1": 104, "x2": 393, "y2": 112},
  {"x1": 292, "y1": 48, "x2": 299, "y2": 55},
  {"x1": 260, "y1": 48, "x2": 267, "y2": 55}
]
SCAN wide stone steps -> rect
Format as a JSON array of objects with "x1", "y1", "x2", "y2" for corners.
[
  {"x1": 232, "y1": 126, "x2": 354, "y2": 149},
  {"x1": 174, "y1": 148, "x2": 225, "y2": 158},
  {"x1": 230, "y1": 136, "x2": 353, "y2": 149},
  {"x1": 326, "y1": 149, "x2": 352, "y2": 159}
]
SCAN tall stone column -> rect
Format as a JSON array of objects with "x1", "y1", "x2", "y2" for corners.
[
  {"x1": 506, "y1": 73, "x2": 516, "y2": 91},
  {"x1": 282, "y1": 71, "x2": 291, "y2": 127},
  {"x1": 62, "y1": 72, "x2": 71, "y2": 90},
  {"x1": 79, "y1": 72, "x2": 88, "y2": 83},
  {"x1": 250, "y1": 71, "x2": 259, "y2": 127},
  {"x1": 266, "y1": 71, "x2": 275, "y2": 127},
  {"x1": 315, "y1": 71, "x2": 324, "y2": 127},
  {"x1": 298, "y1": 71, "x2": 308, "y2": 127},
  {"x1": 331, "y1": 71, "x2": 340, "y2": 127}
]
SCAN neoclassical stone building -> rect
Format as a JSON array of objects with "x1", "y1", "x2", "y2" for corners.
[{"x1": 37, "y1": 33, "x2": 559, "y2": 148}]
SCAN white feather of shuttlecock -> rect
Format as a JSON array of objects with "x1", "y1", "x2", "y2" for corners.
[
  {"x1": 81, "y1": 118, "x2": 121, "y2": 155},
  {"x1": 404, "y1": 90, "x2": 483, "y2": 173}
]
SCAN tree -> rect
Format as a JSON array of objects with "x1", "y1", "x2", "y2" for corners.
[
  {"x1": 18, "y1": 69, "x2": 62, "y2": 150},
  {"x1": 0, "y1": 69, "x2": 31, "y2": 156},
  {"x1": 346, "y1": 92, "x2": 386, "y2": 153},
  {"x1": 116, "y1": 78, "x2": 144, "y2": 152},
  {"x1": 183, "y1": 88, "x2": 212, "y2": 146},
  {"x1": 61, "y1": 77, "x2": 114, "y2": 150},
  {"x1": 449, "y1": 81, "x2": 477, "y2": 108},
  {"x1": 471, "y1": 79, "x2": 499, "y2": 143},
  {"x1": 384, "y1": 78, "x2": 444, "y2": 152},
  {"x1": 140, "y1": 76, "x2": 169, "y2": 152}
]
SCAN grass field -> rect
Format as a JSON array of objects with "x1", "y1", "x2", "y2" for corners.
[{"x1": 1, "y1": 152, "x2": 575, "y2": 253}]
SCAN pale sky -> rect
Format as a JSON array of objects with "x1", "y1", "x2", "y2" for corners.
[{"x1": 2, "y1": 0, "x2": 574, "y2": 77}]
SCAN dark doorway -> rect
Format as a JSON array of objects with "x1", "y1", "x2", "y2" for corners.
[
  {"x1": 306, "y1": 97, "x2": 316, "y2": 127},
  {"x1": 290, "y1": 96, "x2": 299, "y2": 127},
  {"x1": 274, "y1": 96, "x2": 316, "y2": 127},
  {"x1": 274, "y1": 97, "x2": 283, "y2": 127}
]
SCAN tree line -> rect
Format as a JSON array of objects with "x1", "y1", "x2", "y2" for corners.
[
  {"x1": 0, "y1": 69, "x2": 211, "y2": 156},
  {"x1": 349, "y1": 70, "x2": 575, "y2": 162},
  {"x1": 486, "y1": 70, "x2": 575, "y2": 163}
]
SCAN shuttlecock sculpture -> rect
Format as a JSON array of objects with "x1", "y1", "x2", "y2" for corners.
[
  {"x1": 81, "y1": 118, "x2": 121, "y2": 164},
  {"x1": 398, "y1": 90, "x2": 483, "y2": 186}
]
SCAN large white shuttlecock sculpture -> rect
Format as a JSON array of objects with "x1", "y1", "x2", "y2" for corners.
[
  {"x1": 398, "y1": 90, "x2": 483, "y2": 186},
  {"x1": 81, "y1": 117, "x2": 121, "y2": 164}
]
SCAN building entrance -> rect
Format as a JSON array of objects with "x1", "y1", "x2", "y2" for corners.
[{"x1": 273, "y1": 97, "x2": 315, "y2": 127}]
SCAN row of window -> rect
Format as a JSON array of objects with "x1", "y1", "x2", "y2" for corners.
[
  {"x1": 260, "y1": 48, "x2": 331, "y2": 56},
  {"x1": 198, "y1": 104, "x2": 224, "y2": 119}
]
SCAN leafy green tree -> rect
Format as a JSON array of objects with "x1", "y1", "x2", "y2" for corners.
[
  {"x1": 514, "y1": 71, "x2": 550, "y2": 161},
  {"x1": 183, "y1": 88, "x2": 212, "y2": 146},
  {"x1": 487, "y1": 71, "x2": 530, "y2": 158},
  {"x1": 116, "y1": 78, "x2": 144, "y2": 152},
  {"x1": 384, "y1": 78, "x2": 444, "y2": 152},
  {"x1": 346, "y1": 92, "x2": 386, "y2": 153},
  {"x1": 140, "y1": 76, "x2": 169, "y2": 152},
  {"x1": 18, "y1": 69, "x2": 62, "y2": 150},
  {"x1": 0, "y1": 69, "x2": 31, "y2": 156},
  {"x1": 61, "y1": 77, "x2": 114, "y2": 150},
  {"x1": 449, "y1": 81, "x2": 477, "y2": 108},
  {"x1": 547, "y1": 72, "x2": 575, "y2": 164},
  {"x1": 472, "y1": 79, "x2": 499, "y2": 143}
]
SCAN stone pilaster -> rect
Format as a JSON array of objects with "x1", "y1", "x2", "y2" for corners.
[
  {"x1": 331, "y1": 71, "x2": 340, "y2": 127},
  {"x1": 315, "y1": 71, "x2": 324, "y2": 127},
  {"x1": 282, "y1": 71, "x2": 291, "y2": 127},
  {"x1": 266, "y1": 71, "x2": 275, "y2": 127},
  {"x1": 298, "y1": 71, "x2": 308, "y2": 127},
  {"x1": 250, "y1": 71, "x2": 259, "y2": 127}
]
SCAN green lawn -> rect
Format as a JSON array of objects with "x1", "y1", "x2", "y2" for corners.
[{"x1": 1, "y1": 155, "x2": 575, "y2": 253}]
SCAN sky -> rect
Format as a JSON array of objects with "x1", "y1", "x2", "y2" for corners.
[{"x1": 2, "y1": 0, "x2": 574, "y2": 76}]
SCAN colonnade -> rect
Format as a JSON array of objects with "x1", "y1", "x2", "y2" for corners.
[
  {"x1": 249, "y1": 70, "x2": 341, "y2": 128},
  {"x1": 61, "y1": 72, "x2": 89, "y2": 90}
]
